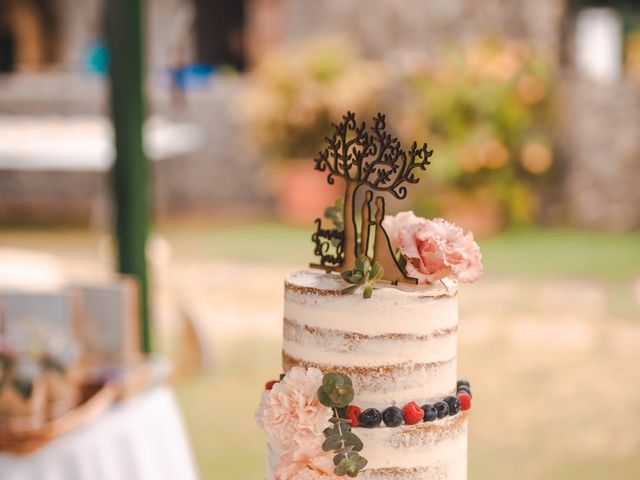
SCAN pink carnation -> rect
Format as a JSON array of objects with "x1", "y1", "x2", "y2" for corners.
[
  {"x1": 274, "y1": 436, "x2": 341, "y2": 480},
  {"x1": 255, "y1": 367, "x2": 332, "y2": 453},
  {"x1": 383, "y1": 212, "x2": 483, "y2": 284}
]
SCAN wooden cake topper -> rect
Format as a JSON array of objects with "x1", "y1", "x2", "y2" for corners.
[{"x1": 310, "y1": 112, "x2": 433, "y2": 285}]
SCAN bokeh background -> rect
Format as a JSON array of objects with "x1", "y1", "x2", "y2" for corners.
[{"x1": 1, "y1": 0, "x2": 640, "y2": 478}]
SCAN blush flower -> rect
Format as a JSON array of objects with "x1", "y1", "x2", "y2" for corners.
[
  {"x1": 274, "y1": 436, "x2": 341, "y2": 480},
  {"x1": 383, "y1": 212, "x2": 483, "y2": 284},
  {"x1": 255, "y1": 367, "x2": 332, "y2": 453}
]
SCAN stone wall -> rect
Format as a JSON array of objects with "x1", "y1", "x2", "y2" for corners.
[
  {"x1": 280, "y1": 0, "x2": 566, "y2": 61},
  {"x1": 554, "y1": 75, "x2": 640, "y2": 230}
]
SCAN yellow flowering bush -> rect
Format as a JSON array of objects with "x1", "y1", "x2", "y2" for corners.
[
  {"x1": 400, "y1": 39, "x2": 554, "y2": 225},
  {"x1": 239, "y1": 38, "x2": 390, "y2": 160}
]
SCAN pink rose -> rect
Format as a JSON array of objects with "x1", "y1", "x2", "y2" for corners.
[
  {"x1": 274, "y1": 436, "x2": 340, "y2": 480},
  {"x1": 384, "y1": 212, "x2": 483, "y2": 284},
  {"x1": 255, "y1": 367, "x2": 332, "y2": 453}
]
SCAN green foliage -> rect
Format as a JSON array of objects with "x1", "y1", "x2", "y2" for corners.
[
  {"x1": 240, "y1": 38, "x2": 390, "y2": 160},
  {"x1": 319, "y1": 373, "x2": 368, "y2": 477},
  {"x1": 401, "y1": 38, "x2": 554, "y2": 225},
  {"x1": 317, "y1": 372, "x2": 354, "y2": 408},
  {"x1": 341, "y1": 254, "x2": 384, "y2": 299},
  {"x1": 334, "y1": 452, "x2": 368, "y2": 478}
]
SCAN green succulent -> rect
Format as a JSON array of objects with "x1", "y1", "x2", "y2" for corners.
[{"x1": 341, "y1": 254, "x2": 384, "y2": 299}]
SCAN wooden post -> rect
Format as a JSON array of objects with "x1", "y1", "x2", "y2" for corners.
[{"x1": 106, "y1": 0, "x2": 151, "y2": 353}]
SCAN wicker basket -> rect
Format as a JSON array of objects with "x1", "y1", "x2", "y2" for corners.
[{"x1": 0, "y1": 382, "x2": 116, "y2": 455}]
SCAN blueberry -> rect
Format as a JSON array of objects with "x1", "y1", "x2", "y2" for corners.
[
  {"x1": 421, "y1": 404, "x2": 437, "y2": 422},
  {"x1": 444, "y1": 396, "x2": 461, "y2": 415},
  {"x1": 382, "y1": 406, "x2": 403, "y2": 427},
  {"x1": 457, "y1": 385, "x2": 472, "y2": 398},
  {"x1": 359, "y1": 408, "x2": 382, "y2": 428},
  {"x1": 457, "y1": 379, "x2": 470, "y2": 389},
  {"x1": 434, "y1": 401, "x2": 449, "y2": 419}
]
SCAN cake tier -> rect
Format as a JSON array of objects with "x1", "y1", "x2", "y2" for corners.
[
  {"x1": 358, "y1": 413, "x2": 468, "y2": 480},
  {"x1": 266, "y1": 414, "x2": 468, "y2": 480},
  {"x1": 283, "y1": 270, "x2": 459, "y2": 410}
]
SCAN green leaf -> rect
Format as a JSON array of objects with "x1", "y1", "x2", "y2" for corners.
[
  {"x1": 322, "y1": 434, "x2": 343, "y2": 452},
  {"x1": 354, "y1": 255, "x2": 370, "y2": 273},
  {"x1": 335, "y1": 406, "x2": 349, "y2": 419},
  {"x1": 334, "y1": 452, "x2": 367, "y2": 478},
  {"x1": 363, "y1": 284, "x2": 373, "y2": 298},
  {"x1": 328, "y1": 384, "x2": 354, "y2": 408},
  {"x1": 397, "y1": 253, "x2": 408, "y2": 274},
  {"x1": 341, "y1": 270, "x2": 364, "y2": 284},
  {"x1": 341, "y1": 284, "x2": 360, "y2": 295},
  {"x1": 333, "y1": 454, "x2": 346, "y2": 466},
  {"x1": 354, "y1": 455, "x2": 368, "y2": 470},
  {"x1": 341, "y1": 432, "x2": 364, "y2": 452},
  {"x1": 322, "y1": 373, "x2": 338, "y2": 391},
  {"x1": 317, "y1": 387, "x2": 334, "y2": 408},
  {"x1": 370, "y1": 262, "x2": 384, "y2": 281}
]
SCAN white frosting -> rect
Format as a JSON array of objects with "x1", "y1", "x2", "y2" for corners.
[
  {"x1": 283, "y1": 270, "x2": 459, "y2": 408},
  {"x1": 283, "y1": 326, "x2": 457, "y2": 366},
  {"x1": 358, "y1": 416, "x2": 468, "y2": 476},
  {"x1": 267, "y1": 416, "x2": 468, "y2": 480},
  {"x1": 285, "y1": 271, "x2": 458, "y2": 336}
]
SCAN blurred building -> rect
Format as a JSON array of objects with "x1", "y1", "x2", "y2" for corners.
[{"x1": 0, "y1": 0, "x2": 639, "y2": 229}]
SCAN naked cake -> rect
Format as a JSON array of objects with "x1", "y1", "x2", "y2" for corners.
[{"x1": 256, "y1": 113, "x2": 482, "y2": 480}]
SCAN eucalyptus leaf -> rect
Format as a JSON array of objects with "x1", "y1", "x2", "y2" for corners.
[
  {"x1": 335, "y1": 462, "x2": 348, "y2": 476},
  {"x1": 317, "y1": 387, "x2": 334, "y2": 408},
  {"x1": 322, "y1": 373, "x2": 338, "y2": 391},
  {"x1": 322, "y1": 434, "x2": 343, "y2": 452},
  {"x1": 335, "y1": 445, "x2": 352, "y2": 454},
  {"x1": 341, "y1": 432, "x2": 364, "y2": 452},
  {"x1": 356, "y1": 456, "x2": 368, "y2": 469},
  {"x1": 328, "y1": 384, "x2": 354, "y2": 408}
]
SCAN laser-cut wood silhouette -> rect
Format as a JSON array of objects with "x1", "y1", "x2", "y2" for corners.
[{"x1": 311, "y1": 112, "x2": 433, "y2": 285}]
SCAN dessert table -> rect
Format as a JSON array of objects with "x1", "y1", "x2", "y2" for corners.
[{"x1": 0, "y1": 386, "x2": 198, "y2": 480}]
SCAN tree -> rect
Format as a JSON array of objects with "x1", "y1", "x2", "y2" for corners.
[{"x1": 314, "y1": 112, "x2": 433, "y2": 281}]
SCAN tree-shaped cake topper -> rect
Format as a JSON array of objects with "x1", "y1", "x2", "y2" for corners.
[{"x1": 310, "y1": 111, "x2": 433, "y2": 284}]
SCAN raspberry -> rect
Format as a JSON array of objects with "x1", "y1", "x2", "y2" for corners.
[
  {"x1": 346, "y1": 405, "x2": 362, "y2": 427},
  {"x1": 265, "y1": 380, "x2": 278, "y2": 391},
  {"x1": 458, "y1": 392, "x2": 471, "y2": 411},
  {"x1": 402, "y1": 402, "x2": 423, "y2": 425}
]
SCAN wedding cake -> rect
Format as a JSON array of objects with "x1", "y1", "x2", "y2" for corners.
[{"x1": 256, "y1": 113, "x2": 482, "y2": 480}]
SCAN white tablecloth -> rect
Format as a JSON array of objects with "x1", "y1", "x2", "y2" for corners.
[{"x1": 0, "y1": 386, "x2": 199, "y2": 480}]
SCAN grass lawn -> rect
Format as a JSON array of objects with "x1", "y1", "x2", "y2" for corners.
[{"x1": 158, "y1": 221, "x2": 640, "y2": 282}]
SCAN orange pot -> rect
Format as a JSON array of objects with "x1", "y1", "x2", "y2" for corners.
[{"x1": 277, "y1": 161, "x2": 344, "y2": 227}]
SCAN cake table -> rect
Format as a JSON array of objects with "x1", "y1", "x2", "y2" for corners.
[{"x1": 0, "y1": 386, "x2": 198, "y2": 480}]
